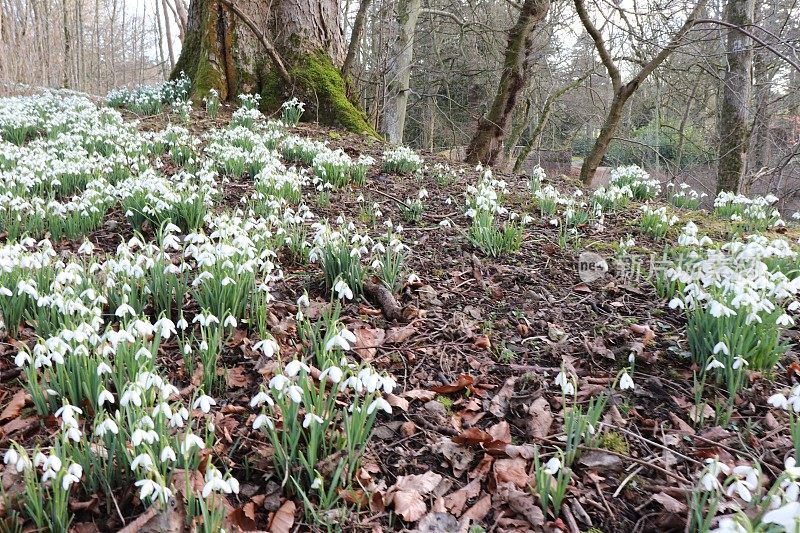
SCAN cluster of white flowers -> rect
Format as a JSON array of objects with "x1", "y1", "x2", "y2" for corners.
[
  {"x1": 714, "y1": 191, "x2": 783, "y2": 229},
  {"x1": 667, "y1": 182, "x2": 705, "y2": 209},
  {"x1": 608, "y1": 165, "x2": 661, "y2": 200},
  {"x1": 382, "y1": 145, "x2": 424, "y2": 173}
]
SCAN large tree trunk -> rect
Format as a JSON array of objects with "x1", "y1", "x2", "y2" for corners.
[
  {"x1": 172, "y1": 0, "x2": 375, "y2": 134},
  {"x1": 716, "y1": 0, "x2": 755, "y2": 193},
  {"x1": 464, "y1": 0, "x2": 550, "y2": 166},
  {"x1": 382, "y1": 0, "x2": 422, "y2": 144}
]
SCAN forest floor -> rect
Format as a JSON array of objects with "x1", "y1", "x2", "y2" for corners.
[{"x1": 1, "y1": 97, "x2": 799, "y2": 533}]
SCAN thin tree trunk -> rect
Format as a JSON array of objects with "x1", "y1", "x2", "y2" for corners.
[
  {"x1": 716, "y1": 0, "x2": 755, "y2": 192},
  {"x1": 382, "y1": 0, "x2": 422, "y2": 144},
  {"x1": 155, "y1": 0, "x2": 168, "y2": 80},
  {"x1": 62, "y1": 0, "x2": 71, "y2": 88},
  {"x1": 464, "y1": 0, "x2": 551, "y2": 166},
  {"x1": 342, "y1": 0, "x2": 373, "y2": 79},
  {"x1": 162, "y1": 0, "x2": 176, "y2": 70}
]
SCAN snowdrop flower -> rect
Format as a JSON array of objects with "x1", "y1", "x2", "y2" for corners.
[
  {"x1": 223, "y1": 315, "x2": 237, "y2": 328},
  {"x1": 181, "y1": 432, "x2": 205, "y2": 455},
  {"x1": 193, "y1": 394, "x2": 216, "y2": 413},
  {"x1": 160, "y1": 446, "x2": 177, "y2": 463},
  {"x1": 135, "y1": 478, "x2": 172, "y2": 503},
  {"x1": 97, "y1": 362, "x2": 112, "y2": 376},
  {"x1": 726, "y1": 465, "x2": 759, "y2": 502},
  {"x1": 367, "y1": 397, "x2": 392, "y2": 415},
  {"x1": 253, "y1": 414, "x2": 274, "y2": 430},
  {"x1": 287, "y1": 385, "x2": 303, "y2": 404},
  {"x1": 710, "y1": 518, "x2": 748, "y2": 533},
  {"x1": 131, "y1": 453, "x2": 155, "y2": 472},
  {"x1": 619, "y1": 370, "x2": 635, "y2": 390},
  {"x1": 544, "y1": 457, "x2": 561, "y2": 476},
  {"x1": 303, "y1": 412, "x2": 324, "y2": 428},
  {"x1": 713, "y1": 341, "x2": 729, "y2": 356},
  {"x1": 297, "y1": 292, "x2": 310, "y2": 308},
  {"x1": 176, "y1": 315, "x2": 189, "y2": 330},
  {"x1": 254, "y1": 337, "x2": 279, "y2": 358},
  {"x1": 95, "y1": 417, "x2": 119, "y2": 437},
  {"x1": 311, "y1": 477, "x2": 323, "y2": 489},
  {"x1": 554, "y1": 371, "x2": 575, "y2": 396},
  {"x1": 762, "y1": 501, "x2": 800, "y2": 530},
  {"x1": 115, "y1": 302, "x2": 136, "y2": 318},
  {"x1": 768, "y1": 392, "x2": 789, "y2": 409},
  {"x1": 61, "y1": 463, "x2": 82, "y2": 490},
  {"x1": 778, "y1": 313, "x2": 795, "y2": 326},
  {"x1": 319, "y1": 365, "x2": 343, "y2": 384},
  {"x1": 732, "y1": 357, "x2": 748, "y2": 370},
  {"x1": 706, "y1": 358, "x2": 725, "y2": 371},
  {"x1": 284, "y1": 359, "x2": 310, "y2": 377},
  {"x1": 98, "y1": 389, "x2": 115, "y2": 406},
  {"x1": 155, "y1": 317, "x2": 177, "y2": 339},
  {"x1": 193, "y1": 312, "x2": 220, "y2": 327},
  {"x1": 700, "y1": 458, "x2": 731, "y2": 491},
  {"x1": 334, "y1": 279, "x2": 354, "y2": 300},
  {"x1": 250, "y1": 389, "x2": 274, "y2": 408}
]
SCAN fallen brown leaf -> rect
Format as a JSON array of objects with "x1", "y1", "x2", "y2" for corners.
[
  {"x1": 269, "y1": 500, "x2": 296, "y2": 533},
  {"x1": 432, "y1": 375, "x2": 474, "y2": 394},
  {"x1": 0, "y1": 390, "x2": 29, "y2": 422},
  {"x1": 489, "y1": 377, "x2": 515, "y2": 418}
]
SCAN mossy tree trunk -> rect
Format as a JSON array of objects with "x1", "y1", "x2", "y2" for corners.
[
  {"x1": 716, "y1": 0, "x2": 755, "y2": 193},
  {"x1": 172, "y1": 0, "x2": 375, "y2": 135},
  {"x1": 464, "y1": 0, "x2": 550, "y2": 167}
]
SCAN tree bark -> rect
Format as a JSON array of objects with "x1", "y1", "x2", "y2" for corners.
[
  {"x1": 342, "y1": 0, "x2": 373, "y2": 80},
  {"x1": 62, "y1": 0, "x2": 71, "y2": 88},
  {"x1": 162, "y1": 0, "x2": 177, "y2": 70},
  {"x1": 716, "y1": 0, "x2": 755, "y2": 192},
  {"x1": 382, "y1": 0, "x2": 422, "y2": 144},
  {"x1": 464, "y1": 0, "x2": 551, "y2": 166},
  {"x1": 172, "y1": 0, "x2": 374, "y2": 134},
  {"x1": 575, "y1": 0, "x2": 708, "y2": 185}
]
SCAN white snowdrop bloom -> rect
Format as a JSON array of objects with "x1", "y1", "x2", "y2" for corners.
[
  {"x1": 115, "y1": 302, "x2": 136, "y2": 317},
  {"x1": 619, "y1": 371, "x2": 635, "y2": 390},
  {"x1": 554, "y1": 371, "x2": 575, "y2": 396},
  {"x1": 193, "y1": 312, "x2": 220, "y2": 327},
  {"x1": 769, "y1": 392, "x2": 789, "y2": 409},
  {"x1": 95, "y1": 417, "x2": 119, "y2": 437},
  {"x1": 311, "y1": 477, "x2": 323, "y2": 489},
  {"x1": 762, "y1": 501, "x2": 800, "y2": 530},
  {"x1": 250, "y1": 390, "x2": 274, "y2": 408},
  {"x1": 284, "y1": 359, "x2": 310, "y2": 377},
  {"x1": 97, "y1": 389, "x2": 115, "y2": 406},
  {"x1": 303, "y1": 412, "x2": 324, "y2": 428},
  {"x1": 367, "y1": 397, "x2": 392, "y2": 415},
  {"x1": 778, "y1": 313, "x2": 795, "y2": 326},
  {"x1": 55, "y1": 402, "x2": 83, "y2": 421},
  {"x1": 181, "y1": 432, "x2": 205, "y2": 455},
  {"x1": 712, "y1": 341, "x2": 729, "y2": 356},
  {"x1": 254, "y1": 337, "x2": 279, "y2": 358},
  {"x1": 706, "y1": 358, "x2": 725, "y2": 371},
  {"x1": 62, "y1": 464, "x2": 82, "y2": 490},
  {"x1": 14, "y1": 351, "x2": 31, "y2": 367},
  {"x1": 155, "y1": 317, "x2": 177, "y2": 339},
  {"x1": 253, "y1": 414, "x2": 274, "y2": 430},
  {"x1": 160, "y1": 446, "x2": 177, "y2": 463},
  {"x1": 269, "y1": 374, "x2": 290, "y2": 392},
  {"x1": 319, "y1": 366, "x2": 343, "y2": 384},
  {"x1": 3, "y1": 449, "x2": 19, "y2": 468},
  {"x1": 710, "y1": 518, "x2": 748, "y2": 533},
  {"x1": 700, "y1": 458, "x2": 731, "y2": 492},
  {"x1": 152, "y1": 402, "x2": 173, "y2": 419},
  {"x1": 131, "y1": 453, "x2": 155, "y2": 472},
  {"x1": 732, "y1": 357, "x2": 748, "y2": 370},
  {"x1": 297, "y1": 293, "x2": 310, "y2": 308},
  {"x1": 287, "y1": 385, "x2": 304, "y2": 404},
  {"x1": 544, "y1": 457, "x2": 561, "y2": 475},
  {"x1": 176, "y1": 316, "x2": 189, "y2": 330},
  {"x1": 726, "y1": 465, "x2": 759, "y2": 502},
  {"x1": 223, "y1": 315, "x2": 237, "y2": 328},
  {"x1": 221, "y1": 276, "x2": 236, "y2": 286},
  {"x1": 0, "y1": 287, "x2": 12, "y2": 297},
  {"x1": 193, "y1": 394, "x2": 216, "y2": 413},
  {"x1": 334, "y1": 279, "x2": 354, "y2": 300},
  {"x1": 97, "y1": 362, "x2": 113, "y2": 376}
]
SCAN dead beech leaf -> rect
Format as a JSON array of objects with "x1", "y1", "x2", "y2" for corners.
[
  {"x1": 444, "y1": 478, "x2": 482, "y2": 516},
  {"x1": 652, "y1": 492, "x2": 687, "y2": 513},
  {"x1": 440, "y1": 438, "x2": 475, "y2": 478},
  {"x1": 487, "y1": 421, "x2": 511, "y2": 444},
  {"x1": 0, "y1": 390, "x2": 29, "y2": 422},
  {"x1": 495, "y1": 483, "x2": 544, "y2": 527},
  {"x1": 493, "y1": 458, "x2": 529, "y2": 488},
  {"x1": 228, "y1": 501, "x2": 257, "y2": 531},
  {"x1": 452, "y1": 428, "x2": 493, "y2": 446},
  {"x1": 404, "y1": 389, "x2": 437, "y2": 402},
  {"x1": 462, "y1": 493, "x2": 492, "y2": 521},
  {"x1": 386, "y1": 393, "x2": 409, "y2": 412},
  {"x1": 473, "y1": 335, "x2": 491, "y2": 350},
  {"x1": 269, "y1": 500, "x2": 296, "y2": 533},
  {"x1": 585, "y1": 336, "x2": 614, "y2": 360},
  {"x1": 432, "y1": 375, "x2": 474, "y2": 394},
  {"x1": 668, "y1": 412, "x2": 695, "y2": 435},
  {"x1": 489, "y1": 377, "x2": 516, "y2": 418},
  {"x1": 630, "y1": 323, "x2": 656, "y2": 345},
  {"x1": 526, "y1": 397, "x2": 552, "y2": 439},
  {"x1": 384, "y1": 324, "x2": 416, "y2": 344},
  {"x1": 386, "y1": 472, "x2": 443, "y2": 522},
  {"x1": 353, "y1": 327, "x2": 385, "y2": 360},
  {"x1": 225, "y1": 366, "x2": 251, "y2": 388}
]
